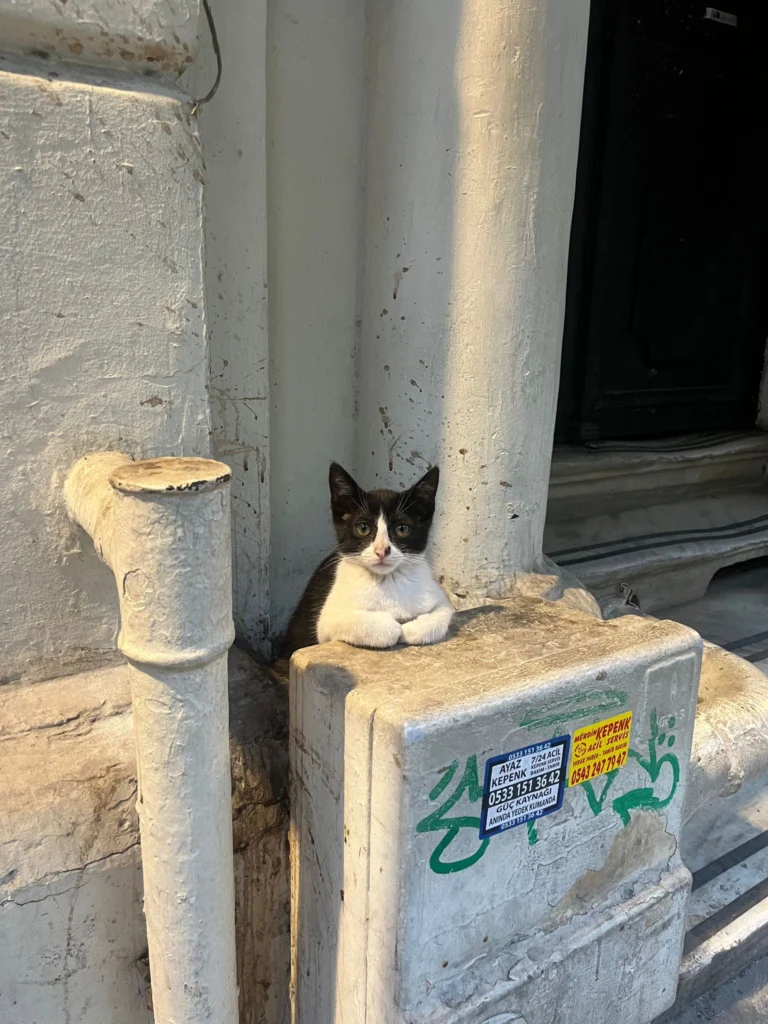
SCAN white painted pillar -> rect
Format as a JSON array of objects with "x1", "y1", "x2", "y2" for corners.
[
  {"x1": 65, "y1": 453, "x2": 238, "y2": 1024},
  {"x1": 356, "y1": 0, "x2": 590, "y2": 604}
]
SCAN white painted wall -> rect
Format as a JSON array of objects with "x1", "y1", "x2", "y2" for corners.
[
  {"x1": 356, "y1": 0, "x2": 591, "y2": 604},
  {"x1": 191, "y1": 0, "x2": 272, "y2": 652},
  {"x1": 191, "y1": 0, "x2": 369, "y2": 641},
  {"x1": 0, "y1": 61, "x2": 210, "y2": 686},
  {"x1": 265, "y1": 0, "x2": 369, "y2": 635},
  {"x1": 195, "y1": 0, "x2": 591, "y2": 638},
  {"x1": 0, "y1": 4, "x2": 285, "y2": 1022}
]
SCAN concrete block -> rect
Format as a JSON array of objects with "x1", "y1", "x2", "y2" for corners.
[
  {"x1": 683, "y1": 644, "x2": 768, "y2": 869},
  {"x1": 291, "y1": 593, "x2": 702, "y2": 1024}
]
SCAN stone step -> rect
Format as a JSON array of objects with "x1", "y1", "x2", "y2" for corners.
[
  {"x1": 661, "y1": 557, "x2": 768, "y2": 669},
  {"x1": 656, "y1": 880, "x2": 768, "y2": 1022},
  {"x1": 544, "y1": 490, "x2": 768, "y2": 612},
  {"x1": 548, "y1": 432, "x2": 768, "y2": 521},
  {"x1": 656, "y1": 827, "x2": 768, "y2": 1021},
  {"x1": 681, "y1": 640, "x2": 768, "y2": 870},
  {"x1": 656, "y1": 640, "x2": 768, "y2": 1019}
]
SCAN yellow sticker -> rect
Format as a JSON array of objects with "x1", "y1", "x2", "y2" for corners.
[{"x1": 568, "y1": 711, "x2": 633, "y2": 788}]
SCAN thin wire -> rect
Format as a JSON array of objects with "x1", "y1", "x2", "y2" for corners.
[{"x1": 191, "y1": 0, "x2": 222, "y2": 114}]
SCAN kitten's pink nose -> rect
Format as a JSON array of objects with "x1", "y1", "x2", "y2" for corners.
[{"x1": 374, "y1": 544, "x2": 391, "y2": 561}]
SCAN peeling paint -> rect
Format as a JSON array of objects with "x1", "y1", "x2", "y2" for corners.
[{"x1": 542, "y1": 811, "x2": 677, "y2": 932}]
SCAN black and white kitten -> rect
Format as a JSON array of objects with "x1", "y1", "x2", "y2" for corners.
[{"x1": 281, "y1": 463, "x2": 453, "y2": 658}]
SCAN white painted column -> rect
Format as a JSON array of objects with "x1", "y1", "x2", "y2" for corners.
[
  {"x1": 65, "y1": 453, "x2": 238, "y2": 1024},
  {"x1": 356, "y1": 0, "x2": 590, "y2": 604}
]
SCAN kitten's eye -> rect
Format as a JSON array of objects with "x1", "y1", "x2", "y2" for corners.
[
  {"x1": 393, "y1": 523, "x2": 411, "y2": 538},
  {"x1": 354, "y1": 522, "x2": 372, "y2": 537}
]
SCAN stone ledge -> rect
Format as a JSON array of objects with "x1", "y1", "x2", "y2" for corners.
[
  {"x1": 545, "y1": 490, "x2": 768, "y2": 611},
  {"x1": 0, "y1": 0, "x2": 199, "y2": 77},
  {"x1": 548, "y1": 432, "x2": 768, "y2": 521},
  {"x1": 0, "y1": 661, "x2": 136, "y2": 894}
]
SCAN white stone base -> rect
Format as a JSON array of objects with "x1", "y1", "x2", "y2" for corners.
[
  {"x1": 548, "y1": 432, "x2": 768, "y2": 522},
  {"x1": 291, "y1": 592, "x2": 702, "y2": 1024}
]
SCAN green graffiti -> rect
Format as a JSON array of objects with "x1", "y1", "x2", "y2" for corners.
[
  {"x1": 579, "y1": 709, "x2": 680, "y2": 827},
  {"x1": 582, "y1": 769, "x2": 621, "y2": 817},
  {"x1": 519, "y1": 689, "x2": 628, "y2": 730},
  {"x1": 612, "y1": 709, "x2": 679, "y2": 826},
  {"x1": 418, "y1": 708, "x2": 680, "y2": 874},
  {"x1": 416, "y1": 756, "x2": 489, "y2": 874}
]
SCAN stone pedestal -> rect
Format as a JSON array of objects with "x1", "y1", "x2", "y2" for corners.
[{"x1": 291, "y1": 594, "x2": 701, "y2": 1024}]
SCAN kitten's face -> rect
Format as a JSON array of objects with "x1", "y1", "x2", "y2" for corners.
[{"x1": 328, "y1": 463, "x2": 439, "y2": 577}]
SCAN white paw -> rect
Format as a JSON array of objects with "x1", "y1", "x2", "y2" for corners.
[
  {"x1": 401, "y1": 618, "x2": 445, "y2": 646},
  {"x1": 357, "y1": 614, "x2": 403, "y2": 649}
]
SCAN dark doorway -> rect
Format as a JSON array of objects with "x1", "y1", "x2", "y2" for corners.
[{"x1": 557, "y1": 0, "x2": 768, "y2": 443}]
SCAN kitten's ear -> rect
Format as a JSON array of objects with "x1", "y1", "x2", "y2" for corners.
[
  {"x1": 407, "y1": 465, "x2": 439, "y2": 516},
  {"x1": 329, "y1": 462, "x2": 362, "y2": 512}
]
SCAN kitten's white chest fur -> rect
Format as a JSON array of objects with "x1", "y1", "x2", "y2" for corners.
[
  {"x1": 329, "y1": 558, "x2": 441, "y2": 620},
  {"x1": 317, "y1": 554, "x2": 453, "y2": 648}
]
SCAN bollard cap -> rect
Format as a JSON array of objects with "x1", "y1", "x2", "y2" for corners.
[{"x1": 109, "y1": 457, "x2": 232, "y2": 495}]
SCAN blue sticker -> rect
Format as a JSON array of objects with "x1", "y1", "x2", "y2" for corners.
[{"x1": 479, "y1": 736, "x2": 569, "y2": 839}]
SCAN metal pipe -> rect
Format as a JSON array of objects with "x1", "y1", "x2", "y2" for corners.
[{"x1": 64, "y1": 453, "x2": 238, "y2": 1024}]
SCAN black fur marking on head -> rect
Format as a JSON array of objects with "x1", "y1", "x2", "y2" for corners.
[{"x1": 328, "y1": 462, "x2": 438, "y2": 556}]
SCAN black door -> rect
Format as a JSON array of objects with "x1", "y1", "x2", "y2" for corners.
[{"x1": 557, "y1": 0, "x2": 768, "y2": 442}]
